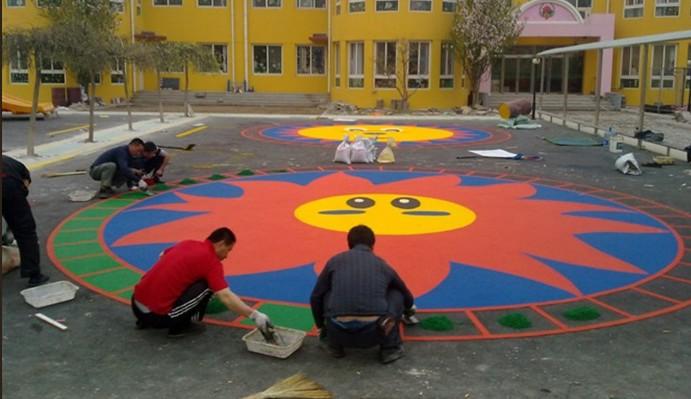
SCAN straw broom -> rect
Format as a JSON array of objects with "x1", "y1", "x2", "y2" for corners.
[{"x1": 242, "y1": 373, "x2": 332, "y2": 399}]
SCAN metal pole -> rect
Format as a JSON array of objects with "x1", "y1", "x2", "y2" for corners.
[
  {"x1": 563, "y1": 54, "x2": 569, "y2": 120},
  {"x1": 531, "y1": 57, "x2": 539, "y2": 119},
  {"x1": 594, "y1": 48, "x2": 603, "y2": 128},
  {"x1": 539, "y1": 57, "x2": 545, "y2": 112},
  {"x1": 638, "y1": 44, "x2": 649, "y2": 133}
]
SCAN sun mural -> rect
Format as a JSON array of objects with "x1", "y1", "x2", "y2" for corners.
[
  {"x1": 100, "y1": 171, "x2": 681, "y2": 310},
  {"x1": 241, "y1": 122, "x2": 511, "y2": 147}
]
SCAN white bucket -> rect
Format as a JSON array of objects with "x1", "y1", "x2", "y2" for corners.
[{"x1": 609, "y1": 135, "x2": 624, "y2": 153}]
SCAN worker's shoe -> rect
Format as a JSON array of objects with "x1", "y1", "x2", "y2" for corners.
[
  {"x1": 98, "y1": 187, "x2": 115, "y2": 199},
  {"x1": 402, "y1": 306, "x2": 420, "y2": 326},
  {"x1": 27, "y1": 274, "x2": 49, "y2": 288},
  {"x1": 379, "y1": 346, "x2": 404, "y2": 364},
  {"x1": 167, "y1": 322, "x2": 206, "y2": 339}
]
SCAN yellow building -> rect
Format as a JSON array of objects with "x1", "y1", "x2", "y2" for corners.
[{"x1": 2, "y1": 0, "x2": 690, "y2": 109}]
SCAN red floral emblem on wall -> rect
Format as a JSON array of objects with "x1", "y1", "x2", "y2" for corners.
[{"x1": 539, "y1": 3, "x2": 556, "y2": 19}]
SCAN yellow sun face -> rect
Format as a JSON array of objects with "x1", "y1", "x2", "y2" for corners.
[
  {"x1": 297, "y1": 125, "x2": 454, "y2": 142},
  {"x1": 294, "y1": 193, "x2": 477, "y2": 235}
]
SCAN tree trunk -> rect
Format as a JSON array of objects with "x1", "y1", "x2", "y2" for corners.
[
  {"x1": 28, "y1": 59, "x2": 41, "y2": 157},
  {"x1": 184, "y1": 63, "x2": 190, "y2": 117},
  {"x1": 157, "y1": 69, "x2": 164, "y2": 123},
  {"x1": 472, "y1": 80, "x2": 481, "y2": 108},
  {"x1": 87, "y1": 73, "x2": 95, "y2": 142},
  {"x1": 123, "y1": 61, "x2": 133, "y2": 131}
]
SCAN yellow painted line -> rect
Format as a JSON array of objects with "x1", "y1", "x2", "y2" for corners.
[
  {"x1": 27, "y1": 154, "x2": 76, "y2": 171},
  {"x1": 47, "y1": 124, "x2": 90, "y2": 137},
  {"x1": 175, "y1": 125, "x2": 207, "y2": 138}
]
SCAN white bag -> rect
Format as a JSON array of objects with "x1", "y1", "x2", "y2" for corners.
[
  {"x1": 615, "y1": 153, "x2": 642, "y2": 176},
  {"x1": 350, "y1": 136, "x2": 372, "y2": 163},
  {"x1": 334, "y1": 134, "x2": 351, "y2": 164}
]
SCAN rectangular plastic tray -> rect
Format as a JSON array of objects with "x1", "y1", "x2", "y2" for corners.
[
  {"x1": 20, "y1": 281, "x2": 79, "y2": 308},
  {"x1": 242, "y1": 326, "x2": 306, "y2": 359}
]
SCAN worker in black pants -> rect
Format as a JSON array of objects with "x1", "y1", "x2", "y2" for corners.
[{"x1": 2, "y1": 155, "x2": 49, "y2": 287}]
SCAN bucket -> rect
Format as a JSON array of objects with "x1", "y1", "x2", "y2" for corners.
[{"x1": 609, "y1": 135, "x2": 623, "y2": 153}]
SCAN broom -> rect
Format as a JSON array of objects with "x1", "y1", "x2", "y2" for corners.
[{"x1": 242, "y1": 373, "x2": 332, "y2": 399}]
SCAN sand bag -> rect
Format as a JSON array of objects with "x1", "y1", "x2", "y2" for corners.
[
  {"x1": 2, "y1": 245, "x2": 20, "y2": 274},
  {"x1": 615, "y1": 153, "x2": 642, "y2": 176},
  {"x1": 377, "y1": 138, "x2": 397, "y2": 163},
  {"x1": 333, "y1": 135, "x2": 351, "y2": 164},
  {"x1": 350, "y1": 136, "x2": 372, "y2": 163}
]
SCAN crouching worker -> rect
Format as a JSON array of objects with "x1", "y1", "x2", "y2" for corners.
[
  {"x1": 132, "y1": 227, "x2": 271, "y2": 338},
  {"x1": 310, "y1": 225, "x2": 415, "y2": 364},
  {"x1": 135, "y1": 141, "x2": 171, "y2": 184},
  {"x1": 89, "y1": 138, "x2": 145, "y2": 199}
]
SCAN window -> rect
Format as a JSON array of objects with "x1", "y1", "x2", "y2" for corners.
[
  {"x1": 297, "y1": 45, "x2": 325, "y2": 74},
  {"x1": 349, "y1": 0, "x2": 364, "y2": 12},
  {"x1": 410, "y1": 0, "x2": 430, "y2": 11},
  {"x1": 376, "y1": 0, "x2": 397, "y2": 11},
  {"x1": 348, "y1": 42, "x2": 364, "y2": 88},
  {"x1": 408, "y1": 41, "x2": 429, "y2": 88},
  {"x1": 9, "y1": 51, "x2": 28, "y2": 84},
  {"x1": 334, "y1": 42, "x2": 341, "y2": 87},
  {"x1": 624, "y1": 0, "x2": 644, "y2": 18},
  {"x1": 40, "y1": 58, "x2": 65, "y2": 84},
  {"x1": 198, "y1": 0, "x2": 226, "y2": 6},
  {"x1": 93, "y1": 72, "x2": 102, "y2": 85},
  {"x1": 620, "y1": 46, "x2": 640, "y2": 88},
  {"x1": 442, "y1": 0, "x2": 455, "y2": 12},
  {"x1": 36, "y1": 0, "x2": 61, "y2": 7},
  {"x1": 651, "y1": 44, "x2": 676, "y2": 88},
  {"x1": 153, "y1": 0, "x2": 182, "y2": 5},
  {"x1": 202, "y1": 44, "x2": 228, "y2": 73},
  {"x1": 111, "y1": 58, "x2": 125, "y2": 84},
  {"x1": 7, "y1": 0, "x2": 26, "y2": 7},
  {"x1": 297, "y1": 0, "x2": 325, "y2": 7},
  {"x1": 335, "y1": 0, "x2": 340, "y2": 13},
  {"x1": 440, "y1": 42, "x2": 454, "y2": 88},
  {"x1": 375, "y1": 41, "x2": 396, "y2": 88},
  {"x1": 253, "y1": 45, "x2": 282, "y2": 74},
  {"x1": 655, "y1": 0, "x2": 679, "y2": 16},
  {"x1": 253, "y1": 0, "x2": 281, "y2": 7},
  {"x1": 566, "y1": 0, "x2": 591, "y2": 18},
  {"x1": 687, "y1": 45, "x2": 691, "y2": 89},
  {"x1": 110, "y1": 0, "x2": 124, "y2": 12}
]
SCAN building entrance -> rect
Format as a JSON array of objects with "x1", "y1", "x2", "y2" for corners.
[{"x1": 492, "y1": 47, "x2": 584, "y2": 94}]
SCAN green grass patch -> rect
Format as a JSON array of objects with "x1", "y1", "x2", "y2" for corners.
[
  {"x1": 236, "y1": 169, "x2": 254, "y2": 176},
  {"x1": 563, "y1": 306, "x2": 601, "y2": 321},
  {"x1": 420, "y1": 316, "x2": 455, "y2": 331},
  {"x1": 241, "y1": 303, "x2": 314, "y2": 332},
  {"x1": 206, "y1": 297, "x2": 228, "y2": 314},
  {"x1": 498, "y1": 313, "x2": 532, "y2": 329},
  {"x1": 208, "y1": 174, "x2": 227, "y2": 180}
]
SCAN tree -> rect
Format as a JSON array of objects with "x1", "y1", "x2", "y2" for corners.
[
  {"x1": 141, "y1": 41, "x2": 184, "y2": 123},
  {"x1": 451, "y1": 0, "x2": 522, "y2": 107},
  {"x1": 110, "y1": 39, "x2": 152, "y2": 130},
  {"x1": 173, "y1": 42, "x2": 218, "y2": 117},
  {"x1": 2, "y1": 27, "x2": 59, "y2": 156},
  {"x1": 43, "y1": 0, "x2": 119, "y2": 142},
  {"x1": 374, "y1": 39, "x2": 426, "y2": 112}
]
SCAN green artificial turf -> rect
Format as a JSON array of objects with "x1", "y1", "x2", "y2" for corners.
[
  {"x1": 419, "y1": 316, "x2": 455, "y2": 331},
  {"x1": 237, "y1": 169, "x2": 254, "y2": 176},
  {"x1": 498, "y1": 313, "x2": 532, "y2": 329},
  {"x1": 152, "y1": 183, "x2": 172, "y2": 191},
  {"x1": 563, "y1": 306, "x2": 601, "y2": 321},
  {"x1": 206, "y1": 297, "x2": 228, "y2": 314},
  {"x1": 179, "y1": 178, "x2": 198, "y2": 185},
  {"x1": 208, "y1": 174, "x2": 227, "y2": 180}
]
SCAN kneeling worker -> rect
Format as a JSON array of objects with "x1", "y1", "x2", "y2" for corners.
[
  {"x1": 132, "y1": 227, "x2": 271, "y2": 338},
  {"x1": 310, "y1": 225, "x2": 416, "y2": 364}
]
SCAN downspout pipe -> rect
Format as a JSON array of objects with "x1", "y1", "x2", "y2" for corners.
[
  {"x1": 243, "y1": 0, "x2": 249, "y2": 91},
  {"x1": 130, "y1": 0, "x2": 136, "y2": 93},
  {"x1": 327, "y1": 0, "x2": 331, "y2": 95},
  {"x1": 230, "y1": 0, "x2": 236, "y2": 90}
]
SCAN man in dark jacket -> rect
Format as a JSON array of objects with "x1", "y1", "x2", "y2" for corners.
[
  {"x1": 311, "y1": 224, "x2": 415, "y2": 364},
  {"x1": 1, "y1": 155, "x2": 49, "y2": 287},
  {"x1": 131, "y1": 141, "x2": 171, "y2": 184},
  {"x1": 89, "y1": 138, "x2": 145, "y2": 198}
]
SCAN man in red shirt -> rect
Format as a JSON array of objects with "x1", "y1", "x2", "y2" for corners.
[{"x1": 132, "y1": 227, "x2": 270, "y2": 338}]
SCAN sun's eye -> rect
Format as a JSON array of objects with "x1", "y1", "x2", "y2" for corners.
[
  {"x1": 347, "y1": 197, "x2": 375, "y2": 209},
  {"x1": 391, "y1": 197, "x2": 421, "y2": 209}
]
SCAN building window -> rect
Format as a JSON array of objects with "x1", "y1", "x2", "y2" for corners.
[
  {"x1": 620, "y1": 46, "x2": 640, "y2": 88},
  {"x1": 297, "y1": 45, "x2": 325, "y2": 75},
  {"x1": 349, "y1": 0, "x2": 364, "y2": 12},
  {"x1": 36, "y1": 0, "x2": 61, "y2": 7},
  {"x1": 253, "y1": 0, "x2": 281, "y2": 7},
  {"x1": 408, "y1": 41, "x2": 429, "y2": 88},
  {"x1": 110, "y1": 0, "x2": 124, "y2": 12},
  {"x1": 334, "y1": 42, "x2": 341, "y2": 87},
  {"x1": 198, "y1": 0, "x2": 226, "y2": 6},
  {"x1": 40, "y1": 58, "x2": 65, "y2": 84},
  {"x1": 9, "y1": 51, "x2": 28, "y2": 84},
  {"x1": 623, "y1": 0, "x2": 644, "y2": 18},
  {"x1": 409, "y1": 0, "x2": 430, "y2": 11},
  {"x1": 335, "y1": 0, "x2": 340, "y2": 14},
  {"x1": 7, "y1": 0, "x2": 26, "y2": 7},
  {"x1": 375, "y1": 41, "x2": 396, "y2": 88},
  {"x1": 566, "y1": 0, "x2": 591, "y2": 18},
  {"x1": 440, "y1": 42, "x2": 454, "y2": 89},
  {"x1": 297, "y1": 0, "x2": 325, "y2": 7},
  {"x1": 93, "y1": 72, "x2": 102, "y2": 85},
  {"x1": 376, "y1": 0, "x2": 397, "y2": 11},
  {"x1": 655, "y1": 0, "x2": 679, "y2": 16},
  {"x1": 442, "y1": 0, "x2": 455, "y2": 12},
  {"x1": 202, "y1": 44, "x2": 228, "y2": 73},
  {"x1": 153, "y1": 0, "x2": 182, "y2": 5},
  {"x1": 651, "y1": 44, "x2": 676, "y2": 88},
  {"x1": 253, "y1": 45, "x2": 282, "y2": 74},
  {"x1": 348, "y1": 42, "x2": 364, "y2": 88},
  {"x1": 111, "y1": 58, "x2": 125, "y2": 84}
]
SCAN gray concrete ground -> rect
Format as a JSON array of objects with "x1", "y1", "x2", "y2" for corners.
[{"x1": 2, "y1": 113, "x2": 690, "y2": 398}]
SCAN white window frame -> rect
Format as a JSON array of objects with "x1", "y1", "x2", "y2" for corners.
[
  {"x1": 409, "y1": 0, "x2": 431, "y2": 12},
  {"x1": 349, "y1": 0, "x2": 364, "y2": 12},
  {"x1": 375, "y1": 0, "x2": 397, "y2": 11},
  {"x1": 441, "y1": 0, "x2": 455, "y2": 12},
  {"x1": 374, "y1": 41, "x2": 397, "y2": 89},
  {"x1": 297, "y1": 45, "x2": 326, "y2": 75},
  {"x1": 623, "y1": 0, "x2": 644, "y2": 18},
  {"x1": 7, "y1": 0, "x2": 26, "y2": 7},
  {"x1": 111, "y1": 58, "x2": 125, "y2": 84},
  {"x1": 40, "y1": 57, "x2": 65, "y2": 84},
  {"x1": 110, "y1": 0, "x2": 124, "y2": 12},
  {"x1": 440, "y1": 41, "x2": 454, "y2": 89},
  {"x1": 9, "y1": 51, "x2": 29, "y2": 84},
  {"x1": 651, "y1": 44, "x2": 676, "y2": 89},
  {"x1": 654, "y1": 0, "x2": 679, "y2": 16},
  {"x1": 334, "y1": 42, "x2": 341, "y2": 87},
  {"x1": 566, "y1": 0, "x2": 591, "y2": 18},
  {"x1": 198, "y1": 0, "x2": 226, "y2": 6},
  {"x1": 253, "y1": 44, "x2": 282, "y2": 75},
  {"x1": 348, "y1": 42, "x2": 364, "y2": 88},
  {"x1": 297, "y1": 0, "x2": 325, "y2": 8},
  {"x1": 201, "y1": 44, "x2": 228, "y2": 73},
  {"x1": 408, "y1": 41, "x2": 430, "y2": 89},
  {"x1": 153, "y1": 0, "x2": 182, "y2": 6},
  {"x1": 620, "y1": 46, "x2": 640, "y2": 88},
  {"x1": 253, "y1": 0, "x2": 281, "y2": 7}
]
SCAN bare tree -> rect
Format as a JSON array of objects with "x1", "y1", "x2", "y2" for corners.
[
  {"x1": 452, "y1": 0, "x2": 522, "y2": 107},
  {"x1": 111, "y1": 39, "x2": 152, "y2": 130},
  {"x1": 375, "y1": 39, "x2": 428, "y2": 112},
  {"x1": 172, "y1": 42, "x2": 218, "y2": 117}
]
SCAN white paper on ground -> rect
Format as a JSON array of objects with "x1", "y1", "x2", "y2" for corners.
[{"x1": 468, "y1": 149, "x2": 519, "y2": 158}]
